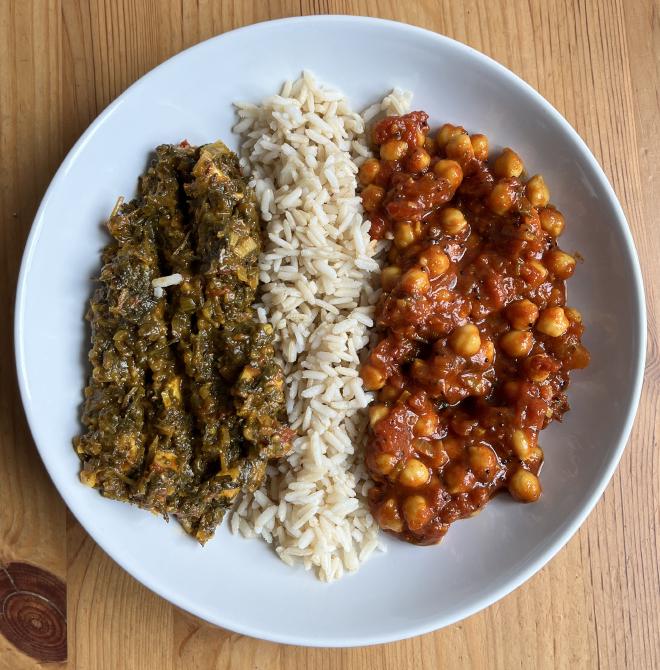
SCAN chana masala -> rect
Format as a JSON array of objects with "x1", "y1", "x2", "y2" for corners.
[{"x1": 360, "y1": 112, "x2": 589, "y2": 545}]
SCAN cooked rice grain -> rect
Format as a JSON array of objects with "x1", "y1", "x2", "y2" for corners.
[{"x1": 232, "y1": 72, "x2": 410, "y2": 581}]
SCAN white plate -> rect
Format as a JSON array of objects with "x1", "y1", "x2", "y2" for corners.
[{"x1": 15, "y1": 16, "x2": 646, "y2": 647}]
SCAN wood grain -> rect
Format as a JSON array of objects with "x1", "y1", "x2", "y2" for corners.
[
  {"x1": 0, "y1": 1, "x2": 67, "y2": 667},
  {"x1": 1, "y1": 1, "x2": 658, "y2": 668}
]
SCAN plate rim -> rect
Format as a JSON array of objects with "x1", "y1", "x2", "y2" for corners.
[{"x1": 14, "y1": 14, "x2": 647, "y2": 647}]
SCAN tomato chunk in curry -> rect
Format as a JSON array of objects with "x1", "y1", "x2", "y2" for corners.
[{"x1": 360, "y1": 112, "x2": 589, "y2": 545}]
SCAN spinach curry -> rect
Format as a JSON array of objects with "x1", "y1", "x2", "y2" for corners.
[{"x1": 74, "y1": 141, "x2": 293, "y2": 543}]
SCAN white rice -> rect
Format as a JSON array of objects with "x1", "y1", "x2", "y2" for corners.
[
  {"x1": 151, "y1": 273, "x2": 183, "y2": 298},
  {"x1": 231, "y1": 72, "x2": 410, "y2": 581}
]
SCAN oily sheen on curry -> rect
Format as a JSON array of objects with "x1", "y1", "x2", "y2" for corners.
[{"x1": 359, "y1": 112, "x2": 589, "y2": 545}]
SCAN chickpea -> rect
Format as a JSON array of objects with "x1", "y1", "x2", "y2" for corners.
[
  {"x1": 379, "y1": 498, "x2": 403, "y2": 532},
  {"x1": 373, "y1": 452, "x2": 397, "y2": 475},
  {"x1": 536, "y1": 306, "x2": 569, "y2": 337},
  {"x1": 424, "y1": 136, "x2": 437, "y2": 155},
  {"x1": 481, "y1": 339, "x2": 495, "y2": 363},
  {"x1": 446, "y1": 133, "x2": 475, "y2": 166},
  {"x1": 526, "y1": 174, "x2": 550, "y2": 207},
  {"x1": 413, "y1": 411, "x2": 439, "y2": 438},
  {"x1": 506, "y1": 298, "x2": 539, "y2": 329},
  {"x1": 526, "y1": 446, "x2": 544, "y2": 469},
  {"x1": 547, "y1": 286, "x2": 565, "y2": 306},
  {"x1": 539, "y1": 207, "x2": 565, "y2": 237},
  {"x1": 509, "y1": 468, "x2": 541, "y2": 502},
  {"x1": 468, "y1": 445, "x2": 499, "y2": 482},
  {"x1": 436, "y1": 123, "x2": 465, "y2": 147},
  {"x1": 380, "y1": 139, "x2": 408, "y2": 161},
  {"x1": 398, "y1": 458, "x2": 431, "y2": 488},
  {"x1": 379, "y1": 384, "x2": 400, "y2": 403},
  {"x1": 415, "y1": 129, "x2": 427, "y2": 147},
  {"x1": 449, "y1": 323, "x2": 482, "y2": 357},
  {"x1": 361, "y1": 363, "x2": 386, "y2": 391},
  {"x1": 441, "y1": 436, "x2": 464, "y2": 460},
  {"x1": 381, "y1": 265, "x2": 402, "y2": 291},
  {"x1": 493, "y1": 148, "x2": 524, "y2": 178},
  {"x1": 500, "y1": 330, "x2": 535, "y2": 358},
  {"x1": 401, "y1": 268, "x2": 431, "y2": 294},
  {"x1": 414, "y1": 438, "x2": 449, "y2": 468},
  {"x1": 433, "y1": 159, "x2": 464, "y2": 190},
  {"x1": 523, "y1": 259, "x2": 549, "y2": 286},
  {"x1": 418, "y1": 245, "x2": 451, "y2": 277},
  {"x1": 403, "y1": 495, "x2": 432, "y2": 531},
  {"x1": 408, "y1": 148, "x2": 431, "y2": 172},
  {"x1": 410, "y1": 358, "x2": 428, "y2": 383},
  {"x1": 564, "y1": 307, "x2": 582, "y2": 323},
  {"x1": 394, "y1": 222, "x2": 415, "y2": 249},
  {"x1": 568, "y1": 344, "x2": 591, "y2": 370},
  {"x1": 443, "y1": 463, "x2": 475, "y2": 494},
  {"x1": 545, "y1": 249, "x2": 576, "y2": 279},
  {"x1": 358, "y1": 158, "x2": 381, "y2": 185},
  {"x1": 440, "y1": 207, "x2": 468, "y2": 235},
  {"x1": 511, "y1": 429, "x2": 530, "y2": 460},
  {"x1": 470, "y1": 134, "x2": 489, "y2": 161},
  {"x1": 488, "y1": 180, "x2": 517, "y2": 215},
  {"x1": 361, "y1": 184, "x2": 385, "y2": 212},
  {"x1": 369, "y1": 403, "x2": 390, "y2": 428}
]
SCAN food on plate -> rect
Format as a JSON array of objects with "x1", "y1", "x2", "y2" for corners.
[
  {"x1": 360, "y1": 113, "x2": 589, "y2": 544},
  {"x1": 230, "y1": 72, "x2": 411, "y2": 581},
  {"x1": 74, "y1": 141, "x2": 293, "y2": 543},
  {"x1": 74, "y1": 70, "x2": 588, "y2": 576}
]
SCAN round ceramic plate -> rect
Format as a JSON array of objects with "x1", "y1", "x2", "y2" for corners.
[{"x1": 15, "y1": 16, "x2": 645, "y2": 647}]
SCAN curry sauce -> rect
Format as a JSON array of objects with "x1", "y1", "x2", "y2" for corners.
[{"x1": 360, "y1": 113, "x2": 589, "y2": 545}]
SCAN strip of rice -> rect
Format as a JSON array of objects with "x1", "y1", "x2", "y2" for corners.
[{"x1": 232, "y1": 72, "x2": 411, "y2": 581}]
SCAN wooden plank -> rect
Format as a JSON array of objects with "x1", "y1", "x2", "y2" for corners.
[
  {"x1": 0, "y1": 0, "x2": 657, "y2": 668},
  {"x1": 66, "y1": 512, "x2": 173, "y2": 670},
  {"x1": 0, "y1": 0, "x2": 67, "y2": 667},
  {"x1": 619, "y1": 0, "x2": 660, "y2": 667}
]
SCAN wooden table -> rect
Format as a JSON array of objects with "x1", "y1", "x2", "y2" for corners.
[{"x1": 1, "y1": 1, "x2": 658, "y2": 668}]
